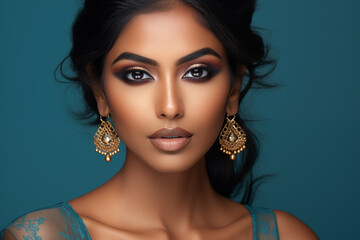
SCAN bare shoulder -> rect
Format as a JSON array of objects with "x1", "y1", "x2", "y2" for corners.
[{"x1": 274, "y1": 210, "x2": 319, "y2": 240}]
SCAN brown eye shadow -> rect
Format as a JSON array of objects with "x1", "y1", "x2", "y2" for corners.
[
  {"x1": 182, "y1": 63, "x2": 221, "y2": 82},
  {"x1": 113, "y1": 66, "x2": 154, "y2": 84}
]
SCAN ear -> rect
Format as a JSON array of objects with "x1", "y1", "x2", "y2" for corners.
[
  {"x1": 226, "y1": 65, "x2": 245, "y2": 115},
  {"x1": 91, "y1": 82, "x2": 110, "y2": 117},
  {"x1": 87, "y1": 64, "x2": 110, "y2": 117}
]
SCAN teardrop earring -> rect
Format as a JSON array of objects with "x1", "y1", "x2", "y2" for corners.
[
  {"x1": 218, "y1": 114, "x2": 246, "y2": 160},
  {"x1": 93, "y1": 115, "x2": 120, "y2": 162}
]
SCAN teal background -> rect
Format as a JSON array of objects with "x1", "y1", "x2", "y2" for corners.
[{"x1": 0, "y1": 0, "x2": 359, "y2": 239}]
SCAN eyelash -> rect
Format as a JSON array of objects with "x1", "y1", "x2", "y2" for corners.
[
  {"x1": 115, "y1": 66, "x2": 154, "y2": 83},
  {"x1": 182, "y1": 64, "x2": 218, "y2": 82},
  {"x1": 115, "y1": 64, "x2": 219, "y2": 83}
]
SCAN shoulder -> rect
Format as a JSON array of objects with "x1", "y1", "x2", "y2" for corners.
[
  {"x1": 1, "y1": 202, "x2": 89, "y2": 240},
  {"x1": 274, "y1": 210, "x2": 319, "y2": 240}
]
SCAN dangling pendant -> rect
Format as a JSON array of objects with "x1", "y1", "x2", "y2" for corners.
[
  {"x1": 219, "y1": 115, "x2": 246, "y2": 160},
  {"x1": 94, "y1": 116, "x2": 120, "y2": 162}
]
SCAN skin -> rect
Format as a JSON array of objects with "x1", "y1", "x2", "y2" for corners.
[
  {"x1": 1, "y1": 3, "x2": 318, "y2": 240},
  {"x1": 31, "y1": 3, "x2": 318, "y2": 240}
]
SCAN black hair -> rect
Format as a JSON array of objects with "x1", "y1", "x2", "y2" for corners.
[{"x1": 57, "y1": 0, "x2": 274, "y2": 204}]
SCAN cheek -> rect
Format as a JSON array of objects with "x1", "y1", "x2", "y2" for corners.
[
  {"x1": 183, "y1": 74, "x2": 230, "y2": 136},
  {"x1": 104, "y1": 80, "x2": 152, "y2": 141},
  {"x1": 186, "y1": 77, "x2": 230, "y2": 119}
]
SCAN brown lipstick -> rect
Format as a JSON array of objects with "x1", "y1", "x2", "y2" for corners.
[{"x1": 148, "y1": 128, "x2": 192, "y2": 152}]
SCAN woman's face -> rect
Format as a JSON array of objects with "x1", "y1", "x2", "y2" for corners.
[{"x1": 95, "y1": 4, "x2": 241, "y2": 172}]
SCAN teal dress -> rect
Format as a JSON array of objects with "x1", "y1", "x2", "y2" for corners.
[{"x1": 0, "y1": 202, "x2": 279, "y2": 240}]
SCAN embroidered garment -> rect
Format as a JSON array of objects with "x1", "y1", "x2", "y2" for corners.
[
  {"x1": 245, "y1": 205, "x2": 279, "y2": 240},
  {"x1": 1, "y1": 202, "x2": 278, "y2": 240}
]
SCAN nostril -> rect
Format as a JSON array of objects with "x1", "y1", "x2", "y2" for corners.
[{"x1": 159, "y1": 112, "x2": 183, "y2": 119}]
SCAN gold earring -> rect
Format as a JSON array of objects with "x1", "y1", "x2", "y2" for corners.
[
  {"x1": 93, "y1": 115, "x2": 120, "y2": 162},
  {"x1": 219, "y1": 114, "x2": 246, "y2": 160}
]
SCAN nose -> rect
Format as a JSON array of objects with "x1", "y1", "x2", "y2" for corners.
[{"x1": 156, "y1": 74, "x2": 184, "y2": 120}]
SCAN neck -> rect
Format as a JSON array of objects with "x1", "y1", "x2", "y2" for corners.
[{"x1": 111, "y1": 148, "x2": 221, "y2": 230}]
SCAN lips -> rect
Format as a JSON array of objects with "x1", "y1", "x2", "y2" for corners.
[{"x1": 148, "y1": 128, "x2": 193, "y2": 152}]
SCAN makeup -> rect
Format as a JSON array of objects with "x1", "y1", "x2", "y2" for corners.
[
  {"x1": 182, "y1": 63, "x2": 220, "y2": 82},
  {"x1": 114, "y1": 66, "x2": 154, "y2": 83},
  {"x1": 148, "y1": 128, "x2": 193, "y2": 152},
  {"x1": 102, "y1": 4, "x2": 231, "y2": 172}
]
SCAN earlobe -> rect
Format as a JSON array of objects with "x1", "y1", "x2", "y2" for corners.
[
  {"x1": 91, "y1": 83, "x2": 110, "y2": 117},
  {"x1": 87, "y1": 64, "x2": 110, "y2": 117},
  {"x1": 226, "y1": 65, "x2": 245, "y2": 115}
]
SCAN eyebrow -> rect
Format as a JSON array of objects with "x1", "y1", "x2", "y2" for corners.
[
  {"x1": 176, "y1": 48, "x2": 221, "y2": 65},
  {"x1": 112, "y1": 52, "x2": 158, "y2": 66},
  {"x1": 111, "y1": 47, "x2": 222, "y2": 66}
]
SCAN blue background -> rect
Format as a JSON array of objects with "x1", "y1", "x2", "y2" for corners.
[{"x1": 0, "y1": 0, "x2": 359, "y2": 239}]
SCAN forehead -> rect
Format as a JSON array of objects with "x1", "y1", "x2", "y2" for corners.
[{"x1": 105, "y1": 3, "x2": 226, "y2": 64}]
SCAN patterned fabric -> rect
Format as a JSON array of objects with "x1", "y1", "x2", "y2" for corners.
[
  {"x1": 0, "y1": 203, "x2": 90, "y2": 240},
  {"x1": 1, "y1": 203, "x2": 278, "y2": 239},
  {"x1": 9, "y1": 216, "x2": 46, "y2": 240},
  {"x1": 245, "y1": 205, "x2": 279, "y2": 240}
]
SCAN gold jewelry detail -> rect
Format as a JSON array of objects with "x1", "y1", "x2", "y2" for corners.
[
  {"x1": 219, "y1": 114, "x2": 246, "y2": 160},
  {"x1": 93, "y1": 115, "x2": 120, "y2": 162}
]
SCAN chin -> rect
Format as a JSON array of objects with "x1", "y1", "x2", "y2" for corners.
[
  {"x1": 125, "y1": 147, "x2": 206, "y2": 174},
  {"x1": 147, "y1": 156, "x2": 205, "y2": 173}
]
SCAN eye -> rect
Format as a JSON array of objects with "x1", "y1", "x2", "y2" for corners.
[
  {"x1": 182, "y1": 64, "x2": 217, "y2": 81},
  {"x1": 115, "y1": 67, "x2": 154, "y2": 83}
]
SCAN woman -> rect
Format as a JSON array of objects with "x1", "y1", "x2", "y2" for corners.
[{"x1": 1, "y1": 0, "x2": 318, "y2": 239}]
